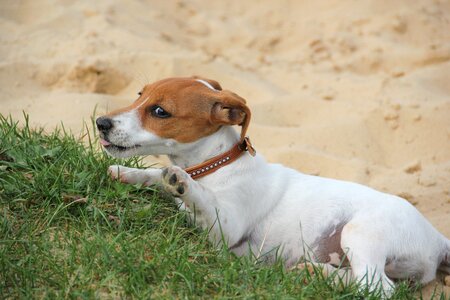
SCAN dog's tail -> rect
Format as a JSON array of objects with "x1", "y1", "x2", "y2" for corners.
[{"x1": 439, "y1": 238, "x2": 450, "y2": 274}]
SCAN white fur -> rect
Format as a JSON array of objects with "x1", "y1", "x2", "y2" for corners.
[
  {"x1": 104, "y1": 109, "x2": 178, "y2": 158},
  {"x1": 196, "y1": 79, "x2": 218, "y2": 91},
  {"x1": 104, "y1": 110, "x2": 450, "y2": 297}
]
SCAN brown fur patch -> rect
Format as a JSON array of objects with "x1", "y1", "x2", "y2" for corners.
[
  {"x1": 104, "y1": 77, "x2": 250, "y2": 143},
  {"x1": 313, "y1": 222, "x2": 349, "y2": 267}
]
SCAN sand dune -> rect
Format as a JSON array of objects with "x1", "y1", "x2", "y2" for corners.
[{"x1": 1, "y1": 0, "x2": 449, "y2": 295}]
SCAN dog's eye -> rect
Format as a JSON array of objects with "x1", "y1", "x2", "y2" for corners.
[
  {"x1": 150, "y1": 105, "x2": 171, "y2": 118},
  {"x1": 138, "y1": 91, "x2": 142, "y2": 96}
]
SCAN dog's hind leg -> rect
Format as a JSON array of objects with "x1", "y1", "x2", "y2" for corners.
[
  {"x1": 340, "y1": 222, "x2": 395, "y2": 298},
  {"x1": 440, "y1": 240, "x2": 450, "y2": 286}
]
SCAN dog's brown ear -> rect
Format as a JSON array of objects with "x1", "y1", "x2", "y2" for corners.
[
  {"x1": 210, "y1": 90, "x2": 251, "y2": 142},
  {"x1": 192, "y1": 76, "x2": 222, "y2": 91}
]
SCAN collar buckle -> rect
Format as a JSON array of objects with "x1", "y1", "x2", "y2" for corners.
[{"x1": 240, "y1": 137, "x2": 256, "y2": 156}]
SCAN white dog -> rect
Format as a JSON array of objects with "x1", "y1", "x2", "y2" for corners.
[{"x1": 96, "y1": 76, "x2": 450, "y2": 296}]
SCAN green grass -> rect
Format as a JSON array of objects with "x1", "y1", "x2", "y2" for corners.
[{"x1": 0, "y1": 114, "x2": 445, "y2": 299}]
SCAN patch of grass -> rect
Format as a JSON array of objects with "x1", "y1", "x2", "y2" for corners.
[{"x1": 0, "y1": 114, "x2": 444, "y2": 299}]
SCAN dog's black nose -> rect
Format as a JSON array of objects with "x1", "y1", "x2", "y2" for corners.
[{"x1": 96, "y1": 117, "x2": 113, "y2": 132}]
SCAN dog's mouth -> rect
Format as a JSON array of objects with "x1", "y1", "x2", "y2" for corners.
[{"x1": 100, "y1": 138, "x2": 141, "y2": 152}]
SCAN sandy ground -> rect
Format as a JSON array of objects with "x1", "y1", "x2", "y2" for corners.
[{"x1": 1, "y1": 0, "x2": 449, "y2": 296}]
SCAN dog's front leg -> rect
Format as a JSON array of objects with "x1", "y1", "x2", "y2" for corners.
[
  {"x1": 161, "y1": 166, "x2": 237, "y2": 244},
  {"x1": 108, "y1": 165, "x2": 162, "y2": 186}
]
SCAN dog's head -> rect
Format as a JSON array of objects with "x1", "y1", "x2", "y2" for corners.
[{"x1": 96, "y1": 76, "x2": 251, "y2": 158}]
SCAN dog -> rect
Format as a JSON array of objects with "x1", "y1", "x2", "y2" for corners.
[{"x1": 96, "y1": 76, "x2": 450, "y2": 297}]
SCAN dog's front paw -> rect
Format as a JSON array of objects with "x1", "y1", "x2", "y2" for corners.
[
  {"x1": 108, "y1": 165, "x2": 153, "y2": 185},
  {"x1": 162, "y1": 166, "x2": 189, "y2": 197},
  {"x1": 108, "y1": 165, "x2": 128, "y2": 181}
]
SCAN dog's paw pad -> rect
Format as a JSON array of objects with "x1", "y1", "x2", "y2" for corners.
[
  {"x1": 169, "y1": 173, "x2": 178, "y2": 185},
  {"x1": 162, "y1": 166, "x2": 188, "y2": 197}
]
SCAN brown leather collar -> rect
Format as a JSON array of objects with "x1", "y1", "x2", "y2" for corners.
[{"x1": 184, "y1": 137, "x2": 256, "y2": 180}]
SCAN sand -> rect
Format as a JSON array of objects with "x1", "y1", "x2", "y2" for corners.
[{"x1": 1, "y1": 0, "x2": 449, "y2": 295}]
